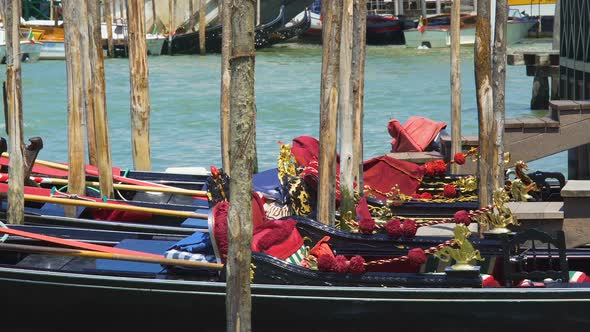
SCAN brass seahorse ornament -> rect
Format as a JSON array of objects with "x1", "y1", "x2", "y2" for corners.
[{"x1": 434, "y1": 224, "x2": 484, "y2": 271}]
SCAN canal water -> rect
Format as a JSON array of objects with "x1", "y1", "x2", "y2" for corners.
[{"x1": 2, "y1": 37, "x2": 566, "y2": 176}]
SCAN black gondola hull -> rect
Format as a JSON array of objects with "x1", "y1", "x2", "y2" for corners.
[{"x1": 0, "y1": 267, "x2": 588, "y2": 330}]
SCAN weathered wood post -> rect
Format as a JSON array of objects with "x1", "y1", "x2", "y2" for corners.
[
  {"x1": 4, "y1": 0, "x2": 25, "y2": 225},
  {"x1": 474, "y1": 0, "x2": 493, "y2": 215},
  {"x1": 63, "y1": 0, "x2": 88, "y2": 217},
  {"x1": 226, "y1": 0, "x2": 256, "y2": 330},
  {"x1": 220, "y1": 0, "x2": 231, "y2": 175},
  {"x1": 352, "y1": 0, "x2": 367, "y2": 189},
  {"x1": 339, "y1": 0, "x2": 355, "y2": 224},
  {"x1": 492, "y1": 0, "x2": 507, "y2": 192},
  {"x1": 189, "y1": 0, "x2": 195, "y2": 31},
  {"x1": 104, "y1": 0, "x2": 114, "y2": 58},
  {"x1": 450, "y1": 0, "x2": 462, "y2": 175},
  {"x1": 168, "y1": 0, "x2": 175, "y2": 55},
  {"x1": 88, "y1": 0, "x2": 114, "y2": 199},
  {"x1": 119, "y1": 0, "x2": 125, "y2": 24},
  {"x1": 127, "y1": 0, "x2": 152, "y2": 170},
  {"x1": 199, "y1": 0, "x2": 206, "y2": 54},
  {"x1": 318, "y1": 0, "x2": 343, "y2": 226},
  {"x1": 152, "y1": 0, "x2": 158, "y2": 31},
  {"x1": 82, "y1": 4, "x2": 97, "y2": 167}
]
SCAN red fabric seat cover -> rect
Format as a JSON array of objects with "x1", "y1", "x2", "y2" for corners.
[{"x1": 388, "y1": 116, "x2": 447, "y2": 152}]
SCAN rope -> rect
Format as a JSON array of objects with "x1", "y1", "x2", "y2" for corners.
[
  {"x1": 365, "y1": 239, "x2": 455, "y2": 266},
  {"x1": 347, "y1": 204, "x2": 496, "y2": 232}
]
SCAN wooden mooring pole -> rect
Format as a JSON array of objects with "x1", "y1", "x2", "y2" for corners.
[
  {"x1": 226, "y1": 0, "x2": 256, "y2": 330},
  {"x1": 352, "y1": 0, "x2": 367, "y2": 190},
  {"x1": 127, "y1": 0, "x2": 152, "y2": 170},
  {"x1": 152, "y1": 0, "x2": 158, "y2": 32},
  {"x1": 318, "y1": 0, "x2": 343, "y2": 226},
  {"x1": 339, "y1": 0, "x2": 355, "y2": 225},
  {"x1": 450, "y1": 0, "x2": 462, "y2": 175},
  {"x1": 220, "y1": 0, "x2": 231, "y2": 176},
  {"x1": 5, "y1": 0, "x2": 25, "y2": 225},
  {"x1": 81, "y1": 4, "x2": 97, "y2": 167},
  {"x1": 88, "y1": 0, "x2": 114, "y2": 199},
  {"x1": 105, "y1": 0, "x2": 114, "y2": 57},
  {"x1": 168, "y1": 0, "x2": 175, "y2": 55},
  {"x1": 63, "y1": 0, "x2": 88, "y2": 217},
  {"x1": 474, "y1": 0, "x2": 493, "y2": 220},
  {"x1": 199, "y1": 0, "x2": 206, "y2": 54},
  {"x1": 492, "y1": 0, "x2": 507, "y2": 192},
  {"x1": 189, "y1": 0, "x2": 195, "y2": 31}
]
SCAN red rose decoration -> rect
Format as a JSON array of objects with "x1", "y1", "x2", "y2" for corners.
[
  {"x1": 424, "y1": 162, "x2": 437, "y2": 177},
  {"x1": 384, "y1": 218, "x2": 403, "y2": 238},
  {"x1": 318, "y1": 254, "x2": 336, "y2": 272},
  {"x1": 454, "y1": 210, "x2": 471, "y2": 226},
  {"x1": 420, "y1": 192, "x2": 433, "y2": 200},
  {"x1": 453, "y1": 152, "x2": 466, "y2": 165},
  {"x1": 408, "y1": 248, "x2": 427, "y2": 266},
  {"x1": 443, "y1": 184, "x2": 457, "y2": 198},
  {"x1": 359, "y1": 217, "x2": 376, "y2": 234},
  {"x1": 334, "y1": 255, "x2": 349, "y2": 273},
  {"x1": 349, "y1": 255, "x2": 366, "y2": 275},
  {"x1": 402, "y1": 219, "x2": 417, "y2": 238},
  {"x1": 434, "y1": 160, "x2": 447, "y2": 175}
]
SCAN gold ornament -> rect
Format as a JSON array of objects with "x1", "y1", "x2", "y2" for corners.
[
  {"x1": 434, "y1": 224, "x2": 484, "y2": 270},
  {"x1": 477, "y1": 190, "x2": 519, "y2": 233}
]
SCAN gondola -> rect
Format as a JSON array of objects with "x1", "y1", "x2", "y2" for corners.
[
  {"x1": 262, "y1": 8, "x2": 312, "y2": 48},
  {"x1": 169, "y1": 6, "x2": 286, "y2": 54},
  {"x1": 0, "y1": 215, "x2": 589, "y2": 330},
  {"x1": 168, "y1": 0, "x2": 314, "y2": 54}
]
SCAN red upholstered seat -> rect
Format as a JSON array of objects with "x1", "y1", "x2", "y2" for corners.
[{"x1": 388, "y1": 116, "x2": 447, "y2": 152}]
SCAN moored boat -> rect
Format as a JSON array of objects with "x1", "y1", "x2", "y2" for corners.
[
  {"x1": 366, "y1": 14, "x2": 406, "y2": 45},
  {"x1": 404, "y1": 12, "x2": 536, "y2": 49},
  {"x1": 0, "y1": 211, "x2": 589, "y2": 330},
  {"x1": 0, "y1": 26, "x2": 43, "y2": 63}
]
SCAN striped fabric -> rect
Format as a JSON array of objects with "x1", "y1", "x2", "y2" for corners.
[
  {"x1": 285, "y1": 245, "x2": 308, "y2": 266},
  {"x1": 569, "y1": 271, "x2": 588, "y2": 283},
  {"x1": 165, "y1": 249, "x2": 216, "y2": 263},
  {"x1": 264, "y1": 201, "x2": 291, "y2": 220}
]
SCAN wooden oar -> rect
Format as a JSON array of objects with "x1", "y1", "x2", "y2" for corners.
[
  {"x1": 0, "y1": 242, "x2": 223, "y2": 270},
  {"x1": 1, "y1": 152, "x2": 209, "y2": 196},
  {"x1": 20, "y1": 193, "x2": 209, "y2": 220},
  {"x1": 0, "y1": 172, "x2": 207, "y2": 197}
]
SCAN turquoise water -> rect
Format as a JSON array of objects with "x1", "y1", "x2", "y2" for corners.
[{"x1": 2, "y1": 39, "x2": 566, "y2": 176}]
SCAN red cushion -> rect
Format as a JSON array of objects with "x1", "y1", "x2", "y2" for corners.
[{"x1": 388, "y1": 116, "x2": 447, "y2": 152}]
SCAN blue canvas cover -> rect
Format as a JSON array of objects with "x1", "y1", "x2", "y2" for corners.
[{"x1": 253, "y1": 168, "x2": 287, "y2": 204}]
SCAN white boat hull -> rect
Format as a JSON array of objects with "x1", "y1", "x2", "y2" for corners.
[
  {"x1": 19, "y1": 41, "x2": 43, "y2": 62},
  {"x1": 404, "y1": 27, "x2": 475, "y2": 48},
  {"x1": 38, "y1": 41, "x2": 65, "y2": 60},
  {"x1": 146, "y1": 36, "x2": 165, "y2": 56},
  {"x1": 404, "y1": 20, "x2": 535, "y2": 48}
]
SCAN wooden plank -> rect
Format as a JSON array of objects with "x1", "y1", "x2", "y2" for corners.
[
  {"x1": 504, "y1": 118, "x2": 524, "y2": 129},
  {"x1": 526, "y1": 65, "x2": 560, "y2": 77},
  {"x1": 352, "y1": 0, "x2": 367, "y2": 187},
  {"x1": 507, "y1": 53, "x2": 524, "y2": 65},
  {"x1": 539, "y1": 116, "x2": 560, "y2": 128},
  {"x1": 575, "y1": 100, "x2": 590, "y2": 110},
  {"x1": 549, "y1": 100, "x2": 580, "y2": 111}
]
